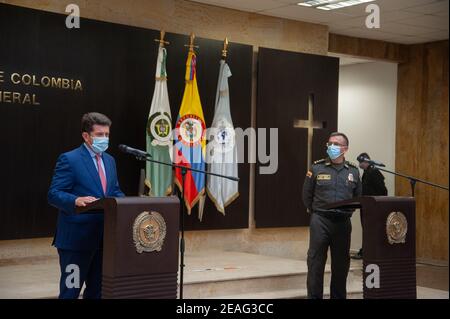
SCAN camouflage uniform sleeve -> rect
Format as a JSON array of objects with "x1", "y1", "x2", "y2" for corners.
[
  {"x1": 302, "y1": 166, "x2": 316, "y2": 212},
  {"x1": 354, "y1": 167, "x2": 362, "y2": 197}
]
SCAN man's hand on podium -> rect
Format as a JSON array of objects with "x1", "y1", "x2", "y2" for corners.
[{"x1": 75, "y1": 196, "x2": 98, "y2": 207}]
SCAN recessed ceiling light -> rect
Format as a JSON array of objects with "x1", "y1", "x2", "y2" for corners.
[
  {"x1": 297, "y1": 0, "x2": 335, "y2": 7},
  {"x1": 297, "y1": 0, "x2": 375, "y2": 10}
]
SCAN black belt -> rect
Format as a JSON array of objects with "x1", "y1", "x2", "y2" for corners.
[{"x1": 314, "y1": 210, "x2": 351, "y2": 221}]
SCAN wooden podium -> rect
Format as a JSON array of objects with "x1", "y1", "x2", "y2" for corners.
[
  {"x1": 78, "y1": 196, "x2": 180, "y2": 299},
  {"x1": 325, "y1": 196, "x2": 416, "y2": 299}
]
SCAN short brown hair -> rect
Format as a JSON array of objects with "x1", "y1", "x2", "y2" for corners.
[
  {"x1": 81, "y1": 112, "x2": 112, "y2": 133},
  {"x1": 329, "y1": 132, "x2": 349, "y2": 146}
]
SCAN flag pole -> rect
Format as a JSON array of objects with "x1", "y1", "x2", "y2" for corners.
[
  {"x1": 179, "y1": 33, "x2": 199, "y2": 300},
  {"x1": 222, "y1": 37, "x2": 229, "y2": 60},
  {"x1": 179, "y1": 166, "x2": 187, "y2": 299},
  {"x1": 184, "y1": 33, "x2": 199, "y2": 52},
  {"x1": 122, "y1": 151, "x2": 239, "y2": 299},
  {"x1": 154, "y1": 30, "x2": 170, "y2": 47}
]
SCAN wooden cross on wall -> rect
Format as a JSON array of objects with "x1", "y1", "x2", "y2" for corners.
[{"x1": 293, "y1": 94, "x2": 327, "y2": 170}]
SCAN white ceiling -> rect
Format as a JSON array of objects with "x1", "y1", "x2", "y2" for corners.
[{"x1": 191, "y1": 0, "x2": 449, "y2": 44}]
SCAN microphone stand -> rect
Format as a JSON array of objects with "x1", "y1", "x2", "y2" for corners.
[
  {"x1": 133, "y1": 153, "x2": 239, "y2": 299},
  {"x1": 372, "y1": 165, "x2": 449, "y2": 197}
]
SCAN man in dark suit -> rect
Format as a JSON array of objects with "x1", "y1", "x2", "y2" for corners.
[
  {"x1": 352, "y1": 152, "x2": 388, "y2": 259},
  {"x1": 48, "y1": 112, "x2": 125, "y2": 299},
  {"x1": 358, "y1": 153, "x2": 388, "y2": 197}
]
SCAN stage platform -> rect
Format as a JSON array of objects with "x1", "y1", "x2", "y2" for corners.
[{"x1": 0, "y1": 238, "x2": 447, "y2": 299}]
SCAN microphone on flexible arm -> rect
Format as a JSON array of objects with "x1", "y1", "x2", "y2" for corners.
[
  {"x1": 357, "y1": 155, "x2": 386, "y2": 167},
  {"x1": 118, "y1": 144, "x2": 152, "y2": 158}
]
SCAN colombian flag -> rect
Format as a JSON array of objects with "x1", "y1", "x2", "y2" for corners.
[{"x1": 174, "y1": 51, "x2": 206, "y2": 214}]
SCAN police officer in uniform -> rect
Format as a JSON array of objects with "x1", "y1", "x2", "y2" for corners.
[
  {"x1": 352, "y1": 152, "x2": 388, "y2": 259},
  {"x1": 302, "y1": 132, "x2": 362, "y2": 299}
]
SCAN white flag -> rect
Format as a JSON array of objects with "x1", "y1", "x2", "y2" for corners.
[{"x1": 206, "y1": 60, "x2": 239, "y2": 216}]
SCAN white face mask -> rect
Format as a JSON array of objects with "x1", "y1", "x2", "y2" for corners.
[
  {"x1": 327, "y1": 144, "x2": 343, "y2": 160},
  {"x1": 90, "y1": 136, "x2": 109, "y2": 153}
]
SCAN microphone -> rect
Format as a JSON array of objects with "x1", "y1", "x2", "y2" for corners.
[
  {"x1": 118, "y1": 144, "x2": 152, "y2": 158},
  {"x1": 358, "y1": 156, "x2": 385, "y2": 167}
]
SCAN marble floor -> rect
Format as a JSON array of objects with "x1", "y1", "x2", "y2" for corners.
[{"x1": 0, "y1": 238, "x2": 448, "y2": 299}]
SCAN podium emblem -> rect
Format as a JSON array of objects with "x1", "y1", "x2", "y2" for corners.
[
  {"x1": 133, "y1": 211, "x2": 167, "y2": 253},
  {"x1": 386, "y1": 212, "x2": 408, "y2": 244}
]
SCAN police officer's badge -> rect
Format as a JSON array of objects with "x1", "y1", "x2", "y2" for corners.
[
  {"x1": 386, "y1": 211, "x2": 408, "y2": 244},
  {"x1": 348, "y1": 173, "x2": 354, "y2": 182},
  {"x1": 147, "y1": 112, "x2": 172, "y2": 146},
  {"x1": 133, "y1": 211, "x2": 167, "y2": 253}
]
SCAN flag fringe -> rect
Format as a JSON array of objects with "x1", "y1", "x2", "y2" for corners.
[
  {"x1": 206, "y1": 187, "x2": 239, "y2": 215},
  {"x1": 174, "y1": 177, "x2": 205, "y2": 215},
  {"x1": 145, "y1": 178, "x2": 173, "y2": 197}
]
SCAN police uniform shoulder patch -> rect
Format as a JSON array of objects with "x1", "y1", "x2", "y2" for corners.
[{"x1": 313, "y1": 158, "x2": 326, "y2": 166}]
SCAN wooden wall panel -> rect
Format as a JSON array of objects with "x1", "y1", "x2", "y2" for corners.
[
  {"x1": 255, "y1": 47, "x2": 339, "y2": 228},
  {"x1": 396, "y1": 40, "x2": 449, "y2": 261},
  {"x1": 329, "y1": 33, "x2": 408, "y2": 63},
  {"x1": 0, "y1": 3, "x2": 252, "y2": 239}
]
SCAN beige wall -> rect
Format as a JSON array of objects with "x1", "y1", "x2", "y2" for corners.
[
  {"x1": 2, "y1": 0, "x2": 328, "y2": 55},
  {"x1": 338, "y1": 61, "x2": 399, "y2": 253},
  {"x1": 2, "y1": 0, "x2": 330, "y2": 259}
]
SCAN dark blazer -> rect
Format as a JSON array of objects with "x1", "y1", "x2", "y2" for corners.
[
  {"x1": 362, "y1": 166, "x2": 388, "y2": 196},
  {"x1": 48, "y1": 144, "x2": 125, "y2": 250}
]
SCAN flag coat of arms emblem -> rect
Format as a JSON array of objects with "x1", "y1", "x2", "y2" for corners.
[
  {"x1": 174, "y1": 51, "x2": 206, "y2": 215},
  {"x1": 145, "y1": 46, "x2": 173, "y2": 197},
  {"x1": 206, "y1": 60, "x2": 239, "y2": 215}
]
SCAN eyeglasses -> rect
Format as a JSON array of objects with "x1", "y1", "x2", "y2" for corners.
[{"x1": 326, "y1": 142, "x2": 347, "y2": 147}]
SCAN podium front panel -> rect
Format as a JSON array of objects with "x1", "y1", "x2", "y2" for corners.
[
  {"x1": 102, "y1": 196, "x2": 180, "y2": 299},
  {"x1": 361, "y1": 196, "x2": 416, "y2": 299}
]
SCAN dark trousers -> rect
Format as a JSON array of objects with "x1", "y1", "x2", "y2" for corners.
[
  {"x1": 57, "y1": 249, "x2": 103, "y2": 299},
  {"x1": 359, "y1": 210, "x2": 364, "y2": 253},
  {"x1": 307, "y1": 213, "x2": 352, "y2": 299}
]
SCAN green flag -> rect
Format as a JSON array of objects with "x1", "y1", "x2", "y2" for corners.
[{"x1": 145, "y1": 46, "x2": 173, "y2": 196}]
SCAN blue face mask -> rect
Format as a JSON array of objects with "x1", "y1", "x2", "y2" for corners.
[
  {"x1": 327, "y1": 144, "x2": 342, "y2": 160},
  {"x1": 91, "y1": 137, "x2": 109, "y2": 153}
]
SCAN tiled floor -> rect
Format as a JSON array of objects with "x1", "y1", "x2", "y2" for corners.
[{"x1": 0, "y1": 238, "x2": 448, "y2": 299}]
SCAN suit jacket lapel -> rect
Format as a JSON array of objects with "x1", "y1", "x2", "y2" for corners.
[{"x1": 79, "y1": 145, "x2": 104, "y2": 195}]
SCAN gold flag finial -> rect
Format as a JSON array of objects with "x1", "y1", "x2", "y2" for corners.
[
  {"x1": 154, "y1": 30, "x2": 170, "y2": 47},
  {"x1": 184, "y1": 33, "x2": 199, "y2": 52},
  {"x1": 222, "y1": 37, "x2": 229, "y2": 59}
]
